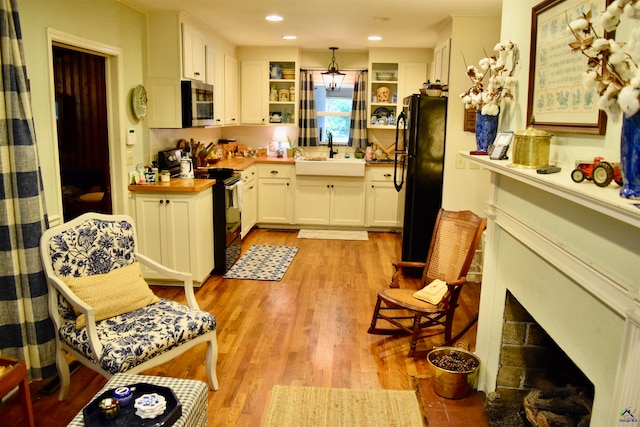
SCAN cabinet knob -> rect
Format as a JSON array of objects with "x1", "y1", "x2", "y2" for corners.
[
  {"x1": 159, "y1": 200, "x2": 164, "y2": 204},
  {"x1": 384, "y1": 173, "x2": 391, "y2": 177},
  {"x1": 331, "y1": 184, "x2": 334, "y2": 188},
  {"x1": 194, "y1": 71, "x2": 200, "y2": 76},
  {"x1": 286, "y1": 182, "x2": 289, "y2": 186},
  {"x1": 166, "y1": 199, "x2": 170, "y2": 204},
  {"x1": 372, "y1": 185, "x2": 375, "y2": 188},
  {"x1": 270, "y1": 170, "x2": 279, "y2": 174},
  {"x1": 327, "y1": 184, "x2": 330, "y2": 188}
]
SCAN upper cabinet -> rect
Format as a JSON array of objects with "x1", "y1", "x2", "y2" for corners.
[
  {"x1": 181, "y1": 22, "x2": 206, "y2": 82},
  {"x1": 146, "y1": 11, "x2": 237, "y2": 128},
  {"x1": 432, "y1": 39, "x2": 451, "y2": 85},
  {"x1": 237, "y1": 47, "x2": 299, "y2": 126}
]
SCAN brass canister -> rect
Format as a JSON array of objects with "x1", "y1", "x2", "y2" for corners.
[{"x1": 510, "y1": 126, "x2": 552, "y2": 169}]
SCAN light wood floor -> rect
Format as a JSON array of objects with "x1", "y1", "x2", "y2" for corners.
[{"x1": 1, "y1": 228, "x2": 480, "y2": 426}]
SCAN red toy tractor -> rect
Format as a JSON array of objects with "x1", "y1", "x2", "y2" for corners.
[{"x1": 571, "y1": 157, "x2": 623, "y2": 187}]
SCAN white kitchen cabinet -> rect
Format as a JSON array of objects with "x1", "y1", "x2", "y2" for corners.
[
  {"x1": 237, "y1": 48, "x2": 299, "y2": 126},
  {"x1": 240, "y1": 165, "x2": 257, "y2": 237},
  {"x1": 295, "y1": 177, "x2": 365, "y2": 226},
  {"x1": 182, "y1": 22, "x2": 206, "y2": 81},
  {"x1": 133, "y1": 189, "x2": 214, "y2": 285},
  {"x1": 432, "y1": 39, "x2": 451, "y2": 85},
  {"x1": 366, "y1": 167, "x2": 404, "y2": 228},
  {"x1": 257, "y1": 164, "x2": 293, "y2": 224},
  {"x1": 208, "y1": 50, "x2": 238, "y2": 126},
  {"x1": 224, "y1": 55, "x2": 239, "y2": 126},
  {"x1": 147, "y1": 11, "x2": 237, "y2": 128},
  {"x1": 241, "y1": 60, "x2": 269, "y2": 124}
]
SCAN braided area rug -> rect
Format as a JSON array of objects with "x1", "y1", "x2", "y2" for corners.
[
  {"x1": 223, "y1": 245, "x2": 298, "y2": 281},
  {"x1": 264, "y1": 385, "x2": 424, "y2": 426}
]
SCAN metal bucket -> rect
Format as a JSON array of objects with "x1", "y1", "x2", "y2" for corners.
[
  {"x1": 510, "y1": 126, "x2": 552, "y2": 169},
  {"x1": 427, "y1": 347, "x2": 480, "y2": 399}
]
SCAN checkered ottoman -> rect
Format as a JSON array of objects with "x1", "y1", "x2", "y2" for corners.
[{"x1": 68, "y1": 373, "x2": 208, "y2": 427}]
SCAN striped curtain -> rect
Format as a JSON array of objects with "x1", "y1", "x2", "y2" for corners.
[
  {"x1": 297, "y1": 70, "x2": 318, "y2": 147},
  {"x1": 0, "y1": 0, "x2": 56, "y2": 380},
  {"x1": 348, "y1": 70, "x2": 368, "y2": 148}
]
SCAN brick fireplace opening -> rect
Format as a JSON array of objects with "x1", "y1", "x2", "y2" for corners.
[{"x1": 486, "y1": 292, "x2": 594, "y2": 425}]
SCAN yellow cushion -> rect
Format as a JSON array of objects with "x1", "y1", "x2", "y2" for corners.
[{"x1": 63, "y1": 262, "x2": 160, "y2": 329}]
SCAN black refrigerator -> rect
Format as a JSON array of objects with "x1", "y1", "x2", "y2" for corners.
[{"x1": 394, "y1": 94, "x2": 447, "y2": 270}]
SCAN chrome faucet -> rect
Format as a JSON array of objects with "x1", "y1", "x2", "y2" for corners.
[{"x1": 328, "y1": 132, "x2": 338, "y2": 158}]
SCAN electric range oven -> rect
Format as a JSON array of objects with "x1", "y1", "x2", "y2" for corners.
[{"x1": 208, "y1": 168, "x2": 241, "y2": 274}]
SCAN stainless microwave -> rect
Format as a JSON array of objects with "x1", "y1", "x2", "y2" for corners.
[{"x1": 181, "y1": 80, "x2": 214, "y2": 127}]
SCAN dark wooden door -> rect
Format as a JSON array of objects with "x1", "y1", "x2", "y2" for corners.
[{"x1": 53, "y1": 45, "x2": 112, "y2": 221}]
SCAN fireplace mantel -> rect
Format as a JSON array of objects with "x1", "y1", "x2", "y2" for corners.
[{"x1": 462, "y1": 152, "x2": 640, "y2": 426}]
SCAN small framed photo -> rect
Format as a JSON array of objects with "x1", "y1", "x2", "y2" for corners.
[{"x1": 489, "y1": 131, "x2": 514, "y2": 160}]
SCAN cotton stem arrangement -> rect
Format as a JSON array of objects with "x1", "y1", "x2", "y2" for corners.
[
  {"x1": 460, "y1": 41, "x2": 519, "y2": 116},
  {"x1": 568, "y1": 0, "x2": 640, "y2": 118}
]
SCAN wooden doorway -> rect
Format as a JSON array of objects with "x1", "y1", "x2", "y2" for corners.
[{"x1": 53, "y1": 45, "x2": 112, "y2": 221}]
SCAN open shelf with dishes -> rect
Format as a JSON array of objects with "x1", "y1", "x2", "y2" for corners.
[
  {"x1": 268, "y1": 61, "x2": 296, "y2": 125},
  {"x1": 369, "y1": 63, "x2": 399, "y2": 128}
]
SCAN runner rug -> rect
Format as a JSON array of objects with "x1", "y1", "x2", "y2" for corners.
[
  {"x1": 297, "y1": 229, "x2": 369, "y2": 241},
  {"x1": 223, "y1": 245, "x2": 298, "y2": 281},
  {"x1": 264, "y1": 385, "x2": 424, "y2": 427}
]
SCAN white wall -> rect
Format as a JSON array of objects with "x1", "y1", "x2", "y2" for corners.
[
  {"x1": 20, "y1": 0, "x2": 147, "y2": 220},
  {"x1": 441, "y1": 15, "x2": 501, "y2": 215}
]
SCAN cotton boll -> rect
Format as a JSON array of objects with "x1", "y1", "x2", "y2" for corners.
[
  {"x1": 481, "y1": 104, "x2": 500, "y2": 116},
  {"x1": 569, "y1": 18, "x2": 590, "y2": 31},
  {"x1": 592, "y1": 38, "x2": 610, "y2": 51},
  {"x1": 479, "y1": 58, "x2": 490, "y2": 71},
  {"x1": 599, "y1": 11, "x2": 621, "y2": 32},
  {"x1": 606, "y1": 1, "x2": 624, "y2": 16},
  {"x1": 627, "y1": 28, "x2": 640, "y2": 62},
  {"x1": 619, "y1": 86, "x2": 640, "y2": 117},
  {"x1": 582, "y1": 70, "x2": 599, "y2": 89},
  {"x1": 624, "y1": 3, "x2": 640, "y2": 18}
]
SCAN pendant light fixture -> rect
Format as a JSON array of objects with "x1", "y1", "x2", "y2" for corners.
[{"x1": 322, "y1": 47, "x2": 345, "y2": 92}]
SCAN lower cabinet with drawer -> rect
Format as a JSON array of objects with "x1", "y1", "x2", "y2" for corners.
[
  {"x1": 366, "y1": 166, "x2": 404, "y2": 228},
  {"x1": 132, "y1": 189, "x2": 214, "y2": 285},
  {"x1": 257, "y1": 164, "x2": 294, "y2": 224}
]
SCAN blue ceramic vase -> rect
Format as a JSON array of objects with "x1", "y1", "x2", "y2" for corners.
[
  {"x1": 620, "y1": 111, "x2": 640, "y2": 199},
  {"x1": 475, "y1": 110, "x2": 499, "y2": 153}
]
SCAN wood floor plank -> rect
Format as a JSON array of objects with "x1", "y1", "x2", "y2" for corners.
[{"x1": 0, "y1": 228, "x2": 480, "y2": 426}]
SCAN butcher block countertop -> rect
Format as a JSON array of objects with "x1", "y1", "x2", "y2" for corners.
[{"x1": 128, "y1": 178, "x2": 215, "y2": 193}]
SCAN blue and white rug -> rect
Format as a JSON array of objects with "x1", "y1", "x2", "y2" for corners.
[{"x1": 223, "y1": 245, "x2": 299, "y2": 281}]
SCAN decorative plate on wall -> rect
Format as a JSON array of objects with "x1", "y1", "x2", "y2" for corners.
[{"x1": 132, "y1": 84, "x2": 147, "y2": 120}]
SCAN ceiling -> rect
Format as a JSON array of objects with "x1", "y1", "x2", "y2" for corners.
[{"x1": 119, "y1": 0, "x2": 503, "y2": 51}]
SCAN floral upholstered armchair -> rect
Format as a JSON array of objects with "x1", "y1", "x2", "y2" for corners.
[{"x1": 40, "y1": 212, "x2": 218, "y2": 400}]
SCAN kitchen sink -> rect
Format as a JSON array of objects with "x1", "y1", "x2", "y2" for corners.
[{"x1": 295, "y1": 157, "x2": 366, "y2": 177}]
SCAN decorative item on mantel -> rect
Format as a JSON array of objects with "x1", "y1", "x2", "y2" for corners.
[
  {"x1": 568, "y1": 0, "x2": 640, "y2": 199},
  {"x1": 460, "y1": 40, "x2": 519, "y2": 154}
]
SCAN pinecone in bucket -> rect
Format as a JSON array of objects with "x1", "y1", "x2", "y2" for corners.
[{"x1": 431, "y1": 351, "x2": 479, "y2": 372}]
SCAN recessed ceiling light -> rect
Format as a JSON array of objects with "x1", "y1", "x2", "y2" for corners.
[
  {"x1": 368, "y1": 36, "x2": 382, "y2": 41},
  {"x1": 282, "y1": 35, "x2": 297, "y2": 40},
  {"x1": 265, "y1": 14, "x2": 283, "y2": 22}
]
